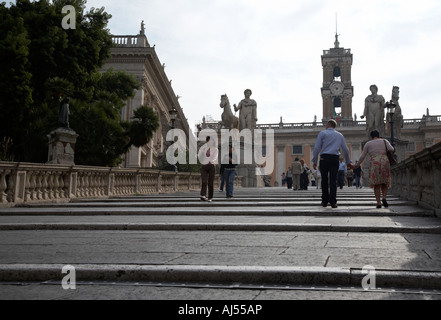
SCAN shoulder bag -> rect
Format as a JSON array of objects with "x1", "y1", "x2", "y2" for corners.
[{"x1": 384, "y1": 140, "x2": 397, "y2": 166}]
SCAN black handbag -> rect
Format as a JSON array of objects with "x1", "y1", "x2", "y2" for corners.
[{"x1": 384, "y1": 140, "x2": 397, "y2": 165}]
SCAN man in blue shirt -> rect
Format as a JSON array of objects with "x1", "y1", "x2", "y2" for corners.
[{"x1": 312, "y1": 119, "x2": 351, "y2": 208}]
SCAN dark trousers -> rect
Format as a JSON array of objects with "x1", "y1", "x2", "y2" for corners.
[
  {"x1": 300, "y1": 173, "x2": 309, "y2": 190},
  {"x1": 223, "y1": 168, "x2": 236, "y2": 197},
  {"x1": 220, "y1": 172, "x2": 225, "y2": 191},
  {"x1": 286, "y1": 177, "x2": 293, "y2": 189},
  {"x1": 201, "y1": 164, "x2": 215, "y2": 199},
  {"x1": 355, "y1": 175, "x2": 361, "y2": 188},
  {"x1": 320, "y1": 154, "x2": 340, "y2": 205},
  {"x1": 337, "y1": 170, "x2": 346, "y2": 188}
]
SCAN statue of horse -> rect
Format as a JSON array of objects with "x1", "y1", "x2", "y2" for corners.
[{"x1": 220, "y1": 94, "x2": 239, "y2": 130}]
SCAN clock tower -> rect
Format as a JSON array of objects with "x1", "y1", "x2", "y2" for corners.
[{"x1": 321, "y1": 34, "x2": 354, "y2": 123}]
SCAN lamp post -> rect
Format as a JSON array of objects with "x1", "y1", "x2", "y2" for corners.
[
  {"x1": 386, "y1": 100, "x2": 397, "y2": 162},
  {"x1": 169, "y1": 106, "x2": 178, "y2": 129},
  {"x1": 166, "y1": 106, "x2": 178, "y2": 172}
]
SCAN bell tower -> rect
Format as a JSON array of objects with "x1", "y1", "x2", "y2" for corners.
[{"x1": 321, "y1": 33, "x2": 354, "y2": 123}]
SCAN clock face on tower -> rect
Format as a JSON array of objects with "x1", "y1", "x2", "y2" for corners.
[{"x1": 330, "y1": 81, "x2": 345, "y2": 96}]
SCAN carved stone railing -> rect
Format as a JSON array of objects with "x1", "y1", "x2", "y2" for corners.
[
  {"x1": 0, "y1": 162, "x2": 242, "y2": 207},
  {"x1": 391, "y1": 142, "x2": 441, "y2": 217}
]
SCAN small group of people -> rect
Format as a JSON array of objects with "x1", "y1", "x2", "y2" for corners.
[
  {"x1": 336, "y1": 159, "x2": 364, "y2": 189},
  {"x1": 283, "y1": 158, "x2": 311, "y2": 190},
  {"x1": 313, "y1": 119, "x2": 394, "y2": 209},
  {"x1": 199, "y1": 118, "x2": 395, "y2": 209},
  {"x1": 199, "y1": 136, "x2": 237, "y2": 202}
]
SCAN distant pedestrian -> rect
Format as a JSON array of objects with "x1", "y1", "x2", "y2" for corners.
[
  {"x1": 222, "y1": 144, "x2": 238, "y2": 199},
  {"x1": 337, "y1": 158, "x2": 347, "y2": 189},
  {"x1": 291, "y1": 158, "x2": 302, "y2": 190},
  {"x1": 300, "y1": 159, "x2": 310, "y2": 190},
  {"x1": 285, "y1": 169, "x2": 293, "y2": 189},
  {"x1": 312, "y1": 119, "x2": 351, "y2": 208},
  {"x1": 281, "y1": 172, "x2": 286, "y2": 187},
  {"x1": 346, "y1": 169, "x2": 354, "y2": 188},
  {"x1": 353, "y1": 161, "x2": 363, "y2": 189},
  {"x1": 199, "y1": 136, "x2": 218, "y2": 202},
  {"x1": 351, "y1": 130, "x2": 394, "y2": 208}
]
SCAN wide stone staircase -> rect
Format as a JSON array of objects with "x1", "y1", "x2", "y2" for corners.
[{"x1": 1, "y1": 186, "x2": 441, "y2": 300}]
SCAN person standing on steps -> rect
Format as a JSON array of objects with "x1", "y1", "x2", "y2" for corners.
[
  {"x1": 300, "y1": 159, "x2": 310, "y2": 190},
  {"x1": 281, "y1": 172, "x2": 286, "y2": 187},
  {"x1": 312, "y1": 119, "x2": 351, "y2": 208},
  {"x1": 221, "y1": 144, "x2": 238, "y2": 199},
  {"x1": 337, "y1": 158, "x2": 347, "y2": 190},
  {"x1": 350, "y1": 130, "x2": 394, "y2": 208},
  {"x1": 291, "y1": 158, "x2": 302, "y2": 191},
  {"x1": 285, "y1": 168, "x2": 293, "y2": 190},
  {"x1": 198, "y1": 136, "x2": 218, "y2": 202},
  {"x1": 353, "y1": 161, "x2": 363, "y2": 189}
]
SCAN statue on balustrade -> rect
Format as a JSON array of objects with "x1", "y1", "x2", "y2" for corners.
[
  {"x1": 58, "y1": 96, "x2": 70, "y2": 129},
  {"x1": 386, "y1": 86, "x2": 403, "y2": 140},
  {"x1": 361, "y1": 85, "x2": 386, "y2": 138},
  {"x1": 234, "y1": 89, "x2": 258, "y2": 131}
]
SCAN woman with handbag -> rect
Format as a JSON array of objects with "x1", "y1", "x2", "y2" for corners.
[{"x1": 351, "y1": 130, "x2": 395, "y2": 208}]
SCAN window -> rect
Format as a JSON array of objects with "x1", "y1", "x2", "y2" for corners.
[{"x1": 292, "y1": 145, "x2": 303, "y2": 155}]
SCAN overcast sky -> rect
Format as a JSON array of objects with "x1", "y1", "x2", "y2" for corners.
[{"x1": 84, "y1": 0, "x2": 441, "y2": 130}]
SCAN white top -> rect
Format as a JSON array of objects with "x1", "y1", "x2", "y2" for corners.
[
  {"x1": 358, "y1": 138, "x2": 394, "y2": 164},
  {"x1": 198, "y1": 145, "x2": 218, "y2": 165}
]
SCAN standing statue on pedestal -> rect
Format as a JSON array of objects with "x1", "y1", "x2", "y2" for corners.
[
  {"x1": 234, "y1": 89, "x2": 257, "y2": 131},
  {"x1": 361, "y1": 85, "x2": 385, "y2": 138},
  {"x1": 386, "y1": 86, "x2": 403, "y2": 140},
  {"x1": 58, "y1": 96, "x2": 70, "y2": 129}
]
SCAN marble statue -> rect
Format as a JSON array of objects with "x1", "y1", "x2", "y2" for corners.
[
  {"x1": 234, "y1": 89, "x2": 257, "y2": 131},
  {"x1": 361, "y1": 85, "x2": 385, "y2": 137},
  {"x1": 58, "y1": 96, "x2": 70, "y2": 129},
  {"x1": 386, "y1": 86, "x2": 403, "y2": 139},
  {"x1": 220, "y1": 94, "x2": 239, "y2": 130}
]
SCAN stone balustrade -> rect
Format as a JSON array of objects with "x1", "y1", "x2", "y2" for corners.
[
  {"x1": 391, "y1": 142, "x2": 441, "y2": 217},
  {"x1": 111, "y1": 36, "x2": 138, "y2": 47},
  {"x1": 0, "y1": 162, "x2": 241, "y2": 207}
]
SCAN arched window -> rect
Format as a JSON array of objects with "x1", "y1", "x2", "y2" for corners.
[{"x1": 333, "y1": 66, "x2": 341, "y2": 78}]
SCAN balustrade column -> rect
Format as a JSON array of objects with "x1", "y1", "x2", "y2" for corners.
[{"x1": 0, "y1": 170, "x2": 10, "y2": 204}]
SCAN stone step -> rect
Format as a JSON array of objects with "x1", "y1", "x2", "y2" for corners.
[
  {"x1": 1, "y1": 222, "x2": 441, "y2": 234},
  {"x1": 27, "y1": 198, "x2": 407, "y2": 207},
  {"x1": 2, "y1": 264, "x2": 441, "y2": 290},
  {"x1": 0, "y1": 205, "x2": 434, "y2": 217}
]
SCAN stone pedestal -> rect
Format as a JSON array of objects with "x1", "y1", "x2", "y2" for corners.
[
  {"x1": 233, "y1": 141, "x2": 265, "y2": 188},
  {"x1": 47, "y1": 128, "x2": 79, "y2": 165},
  {"x1": 392, "y1": 138, "x2": 409, "y2": 163}
]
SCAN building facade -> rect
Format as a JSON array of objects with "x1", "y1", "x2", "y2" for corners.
[
  {"x1": 198, "y1": 35, "x2": 441, "y2": 187},
  {"x1": 101, "y1": 23, "x2": 193, "y2": 168}
]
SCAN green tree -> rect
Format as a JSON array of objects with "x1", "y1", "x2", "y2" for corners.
[
  {"x1": 1, "y1": 0, "x2": 113, "y2": 162},
  {"x1": 71, "y1": 69, "x2": 141, "y2": 167},
  {"x1": 0, "y1": 3, "x2": 33, "y2": 159},
  {"x1": 0, "y1": 0, "x2": 160, "y2": 167},
  {"x1": 127, "y1": 106, "x2": 160, "y2": 148}
]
